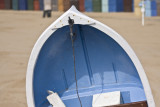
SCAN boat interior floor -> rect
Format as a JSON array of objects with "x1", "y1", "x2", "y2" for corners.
[{"x1": 33, "y1": 25, "x2": 147, "y2": 107}]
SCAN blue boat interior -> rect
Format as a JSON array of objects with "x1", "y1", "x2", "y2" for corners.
[{"x1": 33, "y1": 25, "x2": 147, "y2": 107}]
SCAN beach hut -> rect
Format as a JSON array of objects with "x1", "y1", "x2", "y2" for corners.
[
  {"x1": 18, "y1": 0, "x2": 27, "y2": 10},
  {"x1": 0, "y1": 0, "x2": 5, "y2": 9},
  {"x1": 84, "y1": 0, "x2": 92, "y2": 12}
]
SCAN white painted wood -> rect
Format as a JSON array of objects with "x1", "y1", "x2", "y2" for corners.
[
  {"x1": 47, "y1": 91, "x2": 66, "y2": 107},
  {"x1": 92, "y1": 91, "x2": 121, "y2": 107},
  {"x1": 26, "y1": 6, "x2": 155, "y2": 107}
]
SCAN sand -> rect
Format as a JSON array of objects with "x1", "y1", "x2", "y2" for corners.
[{"x1": 0, "y1": 10, "x2": 160, "y2": 107}]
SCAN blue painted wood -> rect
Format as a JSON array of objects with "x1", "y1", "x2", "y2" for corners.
[
  {"x1": 102, "y1": 0, "x2": 109, "y2": 12},
  {"x1": 145, "y1": 9, "x2": 157, "y2": 17},
  {"x1": 33, "y1": 25, "x2": 146, "y2": 107},
  {"x1": 84, "y1": 0, "x2": 92, "y2": 12},
  {"x1": 39, "y1": 0, "x2": 44, "y2": 10},
  {"x1": 108, "y1": 0, "x2": 124, "y2": 12},
  {"x1": 18, "y1": 0, "x2": 27, "y2": 10},
  {"x1": 12, "y1": 0, "x2": 18, "y2": 10},
  {"x1": 117, "y1": 0, "x2": 124, "y2": 12},
  {"x1": 145, "y1": 0, "x2": 157, "y2": 17},
  {"x1": 151, "y1": 9, "x2": 157, "y2": 16},
  {"x1": 145, "y1": 0, "x2": 157, "y2": 10},
  {"x1": 132, "y1": 0, "x2": 134, "y2": 12}
]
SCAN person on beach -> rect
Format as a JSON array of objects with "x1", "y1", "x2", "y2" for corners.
[{"x1": 43, "y1": 0, "x2": 52, "y2": 18}]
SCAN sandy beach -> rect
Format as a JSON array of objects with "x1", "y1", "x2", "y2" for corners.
[{"x1": 0, "y1": 10, "x2": 160, "y2": 107}]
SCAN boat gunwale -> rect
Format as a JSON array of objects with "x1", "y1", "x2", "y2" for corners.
[{"x1": 26, "y1": 6, "x2": 155, "y2": 107}]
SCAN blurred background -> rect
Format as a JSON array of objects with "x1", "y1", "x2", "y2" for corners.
[
  {"x1": 0, "y1": 0, "x2": 160, "y2": 17},
  {"x1": 0, "y1": 0, "x2": 160, "y2": 107}
]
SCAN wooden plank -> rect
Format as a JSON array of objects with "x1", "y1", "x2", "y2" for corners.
[
  {"x1": 123, "y1": 0, "x2": 132, "y2": 12},
  {"x1": 5, "y1": 0, "x2": 12, "y2": 9},
  {"x1": 106, "y1": 101, "x2": 148, "y2": 107},
  {"x1": 79, "y1": 0, "x2": 84, "y2": 12},
  {"x1": 0, "y1": 0, "x2": 5, "y2": 9},
  {"x1": 34, "y1": 0, "x2": 40, "y2": 10},
  {"x1": 58, "y1": 0, "x2": 64, "y2": 11},
  {"x1": 63, "y1": 0, "x2": 70, "y2": 11}
]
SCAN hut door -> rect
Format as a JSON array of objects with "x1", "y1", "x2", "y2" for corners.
[{"x1": 123, "y1": 0, "x2": 133, "y2": 12}]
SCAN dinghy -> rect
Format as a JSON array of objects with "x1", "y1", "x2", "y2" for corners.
[{"x1": 26, "y1": 6, "x2": 155, "y2": 107}]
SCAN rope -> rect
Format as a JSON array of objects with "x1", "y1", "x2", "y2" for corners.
[{"x1": 68, "y1": 17, "x2": 82, "y2": 107}]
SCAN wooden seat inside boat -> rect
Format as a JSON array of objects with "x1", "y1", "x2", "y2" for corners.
[{"x1": 107, "y1": 101, "x2": 148, "y2": 107}]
